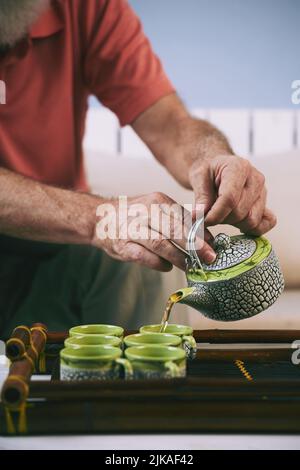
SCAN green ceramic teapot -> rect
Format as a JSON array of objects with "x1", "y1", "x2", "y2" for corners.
[{"x1": 172, "y1": 219, "x2": 284, "y2": 322}]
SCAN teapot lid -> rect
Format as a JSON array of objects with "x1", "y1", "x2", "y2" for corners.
[
  {"x1": 187, "y1": 234, "x2": 272, "y2": 282},
  {"x1": 203, "y1": 233, "x2": 257, "y2": 271}
]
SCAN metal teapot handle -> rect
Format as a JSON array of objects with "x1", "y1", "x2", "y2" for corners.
[
  {"x1": 187, "y1": 216, "x2": 205, "y2": 272},
  {"x1": 168, "y1": 215, "x2": 205, "y2": 272}
]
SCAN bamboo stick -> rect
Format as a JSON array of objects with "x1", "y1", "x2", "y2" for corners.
[
  {"x1": 1, "y1": 354, "x2": 35, "y2": 409},
  {"x1": 1, "y1": 323, "x2": 48, "y2": 408},
  {"x1": 5, "y1": 325, "x2": 31, "y2": 361},
  {"x1": 46, "y1": 331, "x2": 68, "y2": 344}
]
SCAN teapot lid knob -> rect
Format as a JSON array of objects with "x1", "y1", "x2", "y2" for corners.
[{"x1": 213, "y1": 233, "x2": 231, "y2": 251}]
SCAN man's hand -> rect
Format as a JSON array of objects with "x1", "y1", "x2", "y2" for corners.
[
  {"x1": 189, "y1": 154, "x2": 277, "y2": 235},
  {"x1": 132, "y1": 94, "x2": 277, "y2": 240},
  {"x1": 93, "y1": 192, "x2": 216, "y2": 272}
]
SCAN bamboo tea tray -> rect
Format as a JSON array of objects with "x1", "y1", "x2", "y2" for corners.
[{"x1": 1, "y1": 328, "x2": 300, "y2": 435}]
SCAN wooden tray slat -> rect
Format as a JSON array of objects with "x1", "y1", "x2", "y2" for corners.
[
  {"x1": 2, "y1": 329, "x2": 300, "y2": 436},
  {"x1": 45, "y1": 329, "x2": 300, "y2": 344}
]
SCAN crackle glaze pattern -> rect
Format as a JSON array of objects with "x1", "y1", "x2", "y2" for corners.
[
  {"x1": 183, "y1": 250, "x2": 284, "y2": 321},
  {"x1": 131, "y1": 363, "x2": 186, "y2": 379},
  {"x1": 60, "y1": 363, "x2": 120, "y2": 381},
  {"x1": 203, "y1": 235, "x2": 257, "y2": 271}
]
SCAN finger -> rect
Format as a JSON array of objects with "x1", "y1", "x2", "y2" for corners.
[
  {"x1": 233, "y1": 188, "x2": 267, "y2": 233},
  {"x1": 141, "y1": 229, "x2": 216, "y2": 269},
  {"x1": 190, "y1": 227, "x2": 216, "y2": 264},
  {"x1": 245, "y1": 208, "x2": 277, "y2": 236},
  {"x1": 155, "y1": 202, "x2": 192, "y2": 251},
  {"x1": 152, "y1": 211, "x2": 217, "y2": 265},
  {"x1": 154, "y1": 203, "x2": 216, "y2": 263},
  {"x1": 189, "y1": 160, "x2": 216, "y2": 215},
  {"x1": 205, "y1": 161, "x2": 248, "y2": 226},
  {"x1": 225, "y1": 174, "x2": 266, "y2": 225},
  {"x1": 125, "y1": 242, "x2": 173, "y2": 272},
  {"x1": 204, "y1": 227, "x2": 215, "y2": 247},
  {"x1": 141, "y1": 232, "x2": 186, "y2": 270},
  {"x1": 196, "y1": 239, "x2": 217, "y2": 264}
]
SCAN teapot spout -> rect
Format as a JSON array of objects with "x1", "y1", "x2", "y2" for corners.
[{"x1": 170, "y1": 287, "x2": 196, "y2": 304}]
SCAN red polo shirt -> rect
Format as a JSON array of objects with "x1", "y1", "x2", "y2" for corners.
[{"x1": 0, "y1": 0, "x2": 174, "y2": 191}]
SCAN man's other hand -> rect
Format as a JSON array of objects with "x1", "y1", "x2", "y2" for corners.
[
  {"x1": 93, "y1": 192, "x2": 216, "y2": 272},
  {"x1": 189, "y1": 154, "x2": 277, "y2": 235}
]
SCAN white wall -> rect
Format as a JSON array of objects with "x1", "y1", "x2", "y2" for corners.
[{"x1": 84, "y1": 108, "x2": 299, "y2": 158}]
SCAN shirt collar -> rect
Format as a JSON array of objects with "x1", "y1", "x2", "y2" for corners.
[
  {"x1": 30, "y1": 0, "x2": 64, "y2": 39},
  {"x1": 0, "y1": 1, "x2": 63, "y2": 67}
]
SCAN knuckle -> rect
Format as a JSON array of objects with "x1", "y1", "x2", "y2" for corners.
[
  {"x1": 151, "y1": 192, "x2": 168, "y2": 204},
  {"x1": 119, "y1": 242, "x2": 134, "y2": 260},
  {"x1": 127, "y1": 246, "x2": 144, "y2": 263},
  {"x1": 111, "y1": 241, "x2": 121, "y2": 256},
  {"x1": 151, "y1": 237, "x2": 166, "y2": 252},
  {"x1": 240, "y1": 158, "x2": 251, "y2": 173},
  {"x1": 256, "y1": 171, "x2": 265, "y2": 186},
  {"x1": 122, "y1": 244, "x2": 132, "y2": 260},
  {"x1": 130, "y1": 251, "x2": 143, "y2": 262},
  {"x1": 246, "y1": 212, "x2": 259, "y2": 230},
  {"x1": 232, "y1": 208, "x2": 247, "y2": 223},
  {"x1": 241, "y1": 157, "x2": 250, "y2": 167},
  {"x1": 224, "y1": 193, "x2": 239, "y2": 210},
  {"x1": 166, "y1": 224, "x2": 175, "y2": 240},
  {"x1": 269, "y1": 214, "x2": 277, "y2": 228}
]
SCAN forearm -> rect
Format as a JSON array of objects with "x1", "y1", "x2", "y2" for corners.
[
  {"x1": 0, "y1": 168, "x2": 102, "y2": 244},
  {"x1": 161, "y1": 115, "x2": 233, "y2": 188},
  {"x1": 132, "y1": 94, "x2": 232, "y2": 188}
]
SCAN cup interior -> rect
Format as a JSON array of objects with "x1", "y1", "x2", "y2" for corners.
[
  {"x1": 124, "y1": 333, "x2": 181, "y2": 347},
  {"x1": 69, "y1": 324, "x2": 124, "y2": 337},
  {"x1": 61, "y1": 345, "x2": 122, "y2": 361},
  {"x1": 65, "y1": 335, "x2": 121, "y2": 348},
  {"x1": 140, "y1": 324, "x2": 193, "y2": 336},
  {"x1": 125, "y1": 345, "x2": 185, "y2": 362}
]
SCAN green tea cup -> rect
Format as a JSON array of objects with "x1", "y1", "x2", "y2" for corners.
[
  {"x1": 125, "y1": 345, "x2": 186, "y2": 379},
  {"x1": 60, "y1": 345, "x2": 132, "y2": 381},
  {"x1": 64, "y1": 334, "x2": 122, "y2": 349},
  {"x1": 124, "y1": 333, "x2": 181, "y2": 349},
  {"x1": 69, "y1": 324, "x2": 124, "y2": 338},
  {"x1": 139, "y1": 324, "x2": 197, "y2": 359}
]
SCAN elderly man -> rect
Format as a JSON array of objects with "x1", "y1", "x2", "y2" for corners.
[{"x1": 0, "y1": 0, "x2": 275, "y2": 338}]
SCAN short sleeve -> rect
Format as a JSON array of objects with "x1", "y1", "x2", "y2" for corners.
[{"x1": 82, "y1": 0, "x2": 175, "y2": 126}]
